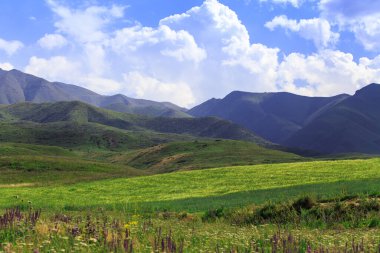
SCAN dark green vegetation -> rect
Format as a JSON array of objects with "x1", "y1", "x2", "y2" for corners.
[
  {"x1": 0, "y1": 68, "x2": 189, "y2": 117},
  {"x1": 0, "y1": 101, "x2": 268, "y2": 150}
]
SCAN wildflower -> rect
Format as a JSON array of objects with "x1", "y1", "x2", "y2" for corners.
[{"x1": 79, "y1": 242, "x2": 88, "y2": 247}]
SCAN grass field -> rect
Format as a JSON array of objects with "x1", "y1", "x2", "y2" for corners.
[
  {"x1": 1, "y1": 158, "x2": 380, "y2": 212},
  {"x1": 1, "y1": 141, "x2": 380, "y2": 252}
]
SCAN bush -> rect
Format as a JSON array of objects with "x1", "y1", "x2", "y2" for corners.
[
  {"x1": 292, "y1": 196, "x2": 316, "y2": 213},
  {"x1": 202, "y1": 208, "x2": 225, "y2": 221}
]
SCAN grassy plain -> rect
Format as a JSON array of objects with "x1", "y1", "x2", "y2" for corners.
[
  {"x1": 1, "y1": 142, "x2": 380, "y2": 252},
  {"x1": 1, "y1": 158, "x2": 380, "y2": 212}
]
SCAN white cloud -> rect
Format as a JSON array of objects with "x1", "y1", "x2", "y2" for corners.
[
  {"x1": 21, "y1": 0, "x2": 379, "y2": 108},
  {"x1": 259, "y1": 0, "x2": 305, "y2": 8},
  {"x1": 123, "y1": 72, "x2": 195, "y2": 107},
  {"x1": 265, "y1": 15, "x2": 339, "y2": 49},
  {"x1": 46, "y1": 0, "x2": 125, "y2": 43},
  {"x1": 0, "y1": 62, "x2": 14, "y2": 71},
  {"x1": 159, "y1": 0, "x2": 280, "y2": 94},
  {"x1": 25, "y1": 56, "x2": 81, "y2": 83},
  {"x1": 24, "y1": 56, "x2": 121, "y2": 94},
  {"x1": 277, "y1": 50, "x2": 380, "y2": 96},
  {"x1": 320, "y1": 0, "x2": 380, "y2": 51},
  {"x1": 38, "y1": 33, "x2": 68, "y2": 50},
  {"x1": 0, "y1": 38, "x2": 23, "y2": 55},
  {"x1": 109, "y1": 25, "x2": 207, "y2": 63}
]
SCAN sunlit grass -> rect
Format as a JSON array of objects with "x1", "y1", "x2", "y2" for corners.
[{"x1": 1, "y1": 158, "x2": 380, "y2": 211}]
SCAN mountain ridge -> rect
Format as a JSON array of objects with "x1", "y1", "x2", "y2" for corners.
[
  {"x1": 0, "y1": 68, "x2": 190, "y2": 118},
  {"x1": 189, "y1": 89, "x2": 350, "y2": 143}
]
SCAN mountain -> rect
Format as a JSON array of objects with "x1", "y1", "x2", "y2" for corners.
[
  {"x1": 189, "y1": 91, "x2": 349, "y2": 143},
  {"x1": 285, "y1": 84, "x2": 380, "y2": 154},
  {"x1": 0, "y1": 68, "x2": 190, "y2": 118},
  {"x1": 0, "y1": 101, "x2": 267, "y2": 148}
]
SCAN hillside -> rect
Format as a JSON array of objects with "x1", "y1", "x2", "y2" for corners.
[
  {"x1": 0, "y1": 68, "x2": 189, "y2": 118},
  {"x1": 0, "y1": 101, "x2": 268, "y2": 149},
  {"x1": 1, "y1": 158, "x2": 379, "y2": 211},
  {"x1": 285, "y1": 84, "x2": 380, "y2": 154},
  {"x1": 189, "y1": 91, "x2": 348, "y2": 143},
  {"x1": 107, "y1": 140, "x2": 302, "y2": 173}
]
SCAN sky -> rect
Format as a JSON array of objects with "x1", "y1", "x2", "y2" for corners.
[{"x1": 1, "y1": 0, "x2": 380, "y2": 107}]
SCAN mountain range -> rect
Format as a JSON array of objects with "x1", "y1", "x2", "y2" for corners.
[
  {"x1": 0, "y1": 68, "x2": 189, "y2": 118},
  {"x1": 190, "y1": 85, "x2": 380, "y2": 154},
  {"x1": 1, "y1": 68, "x2": 380, "y2": 155}
]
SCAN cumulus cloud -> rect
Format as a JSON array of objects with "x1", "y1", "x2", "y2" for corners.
[
  {"x1": 38, "y1": 34, "x2": 68, "y2": 50},
  {"x1": 25, "y1": 56, "x2": 81, "y2": 83},
  {"x1": 46, "y1": 0, "x2": 125, "y2": 43},
  {"x1": 0, "y1": 62, "x2": 14, "y2": 71},
  {"x1": 0, "y1": 38, "x2": 23, "y2": 55},
  {"x1": 265, "y1": 15, "x2": 339, "y2": 49},
  {"x1": 277, "y1": 50, "x2": 380, "y2": 96},
  {"x1": 20, "y1": 0, "x2": 380, "y2": 107},
  {"x1": 109, "y1": 25, "x2": 207, "y2": 63},
  {"x1": 123, "y1": 72, "x2": 196, "y2": 107},
  {"x1": 25, "y1": 56, "x2": 121, "y2": 94},
  {"x1": 320, "y1": 0, "x2": 380, "y2": 51}
]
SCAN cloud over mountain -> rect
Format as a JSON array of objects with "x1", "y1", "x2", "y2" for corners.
[{"x1": 3, "y1": 0, "x2": 378, "y2": 107}]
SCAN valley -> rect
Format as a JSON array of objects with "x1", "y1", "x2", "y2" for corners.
[{"x1": 0, "y1": 69, "x2": 380, "y2": 252}]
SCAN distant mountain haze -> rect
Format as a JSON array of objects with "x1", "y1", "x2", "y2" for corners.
[
  {"x1": 285, "y1": 84, "x2": 380, "y2": 154},
  {"x1": 189, "y1": 84, "x2": 380, "y2": 154},
  {"x1": 189, "y1": 91, "x2": 349, "y2": 143},
  {"x1": 0, "y1": 68, "x2": 190, "y2": 118}
]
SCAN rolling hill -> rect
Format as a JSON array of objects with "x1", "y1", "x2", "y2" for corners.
[
  {"x1": 285, "y1": 84, "x2": 380, "y2": 154},
  {"x1": 106, "y1": 140, "x2": 302, "y2": 173},
  {"x1": 0, "y1": 68, "x2": 189, "y2": 118},
  {"x1": 189, "y1": 90, "x2": 348, "y2": 143},
  {"x1": 0, "y1": 101, "x2": 268, "y2": 149}
]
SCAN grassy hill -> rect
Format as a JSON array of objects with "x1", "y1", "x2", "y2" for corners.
[
  {"x1": 1, "y1": 158, "x2": 379, "y2": 212},
  {"x1": 0, "y1": 143, "x2": 147, "y2": 186},
  {"x1": 115, "y1": 140, "x2": 303, "y2": 173},
  {"x1": 0, "y1": 101, "x2": 268, "y2": 150}
]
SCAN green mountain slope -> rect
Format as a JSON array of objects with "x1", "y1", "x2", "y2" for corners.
[{"x1": 0, "y1": 101, "x2": 268, "y2": 149}]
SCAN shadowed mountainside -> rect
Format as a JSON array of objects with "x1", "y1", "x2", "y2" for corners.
[{"x1": 189, "y1": 91, "x2": 349, "y2": 143}]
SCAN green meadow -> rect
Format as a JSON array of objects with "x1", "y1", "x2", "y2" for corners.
[
  {"x1": 1, "y1": 142, "x2": 380, "y2": 252},
  {"x1": 1, "y1": 158, "x2": 380, "y2": 212}
]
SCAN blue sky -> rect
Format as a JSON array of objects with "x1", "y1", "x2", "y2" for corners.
[{"x1": 0, "y1": 0, "x2": 380, "y2": 107}]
